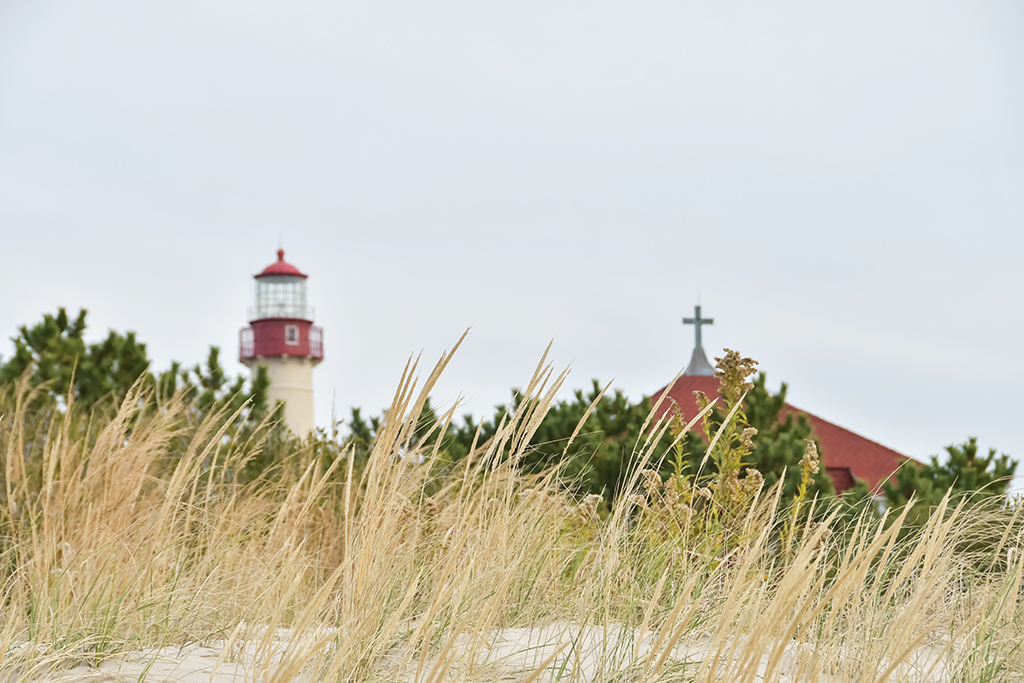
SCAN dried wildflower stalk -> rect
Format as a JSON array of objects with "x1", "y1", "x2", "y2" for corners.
[{"x1": 629, "y1": 351, "x2": 770, "y2": 563}]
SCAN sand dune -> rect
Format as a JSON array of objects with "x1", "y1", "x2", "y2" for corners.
[{"x1": 36, "y1": 623, "x2": 953, "y2": 683}]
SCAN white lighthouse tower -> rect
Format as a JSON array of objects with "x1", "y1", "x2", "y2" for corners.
[{"x1": 239, "y1": 249, "x2": 324, "y2": 434}]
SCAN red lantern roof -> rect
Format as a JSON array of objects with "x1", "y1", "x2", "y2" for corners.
[{"x1": 255, "y1": 249, "x2": 308, "y2": 279}]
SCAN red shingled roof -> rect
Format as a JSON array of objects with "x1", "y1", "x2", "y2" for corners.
[
  {"x1": 650, "y1": 375, "x2": 915, "y2": 494},
  {"x1": 256, "y1": 249, "x2": 308, "y2": 279}
]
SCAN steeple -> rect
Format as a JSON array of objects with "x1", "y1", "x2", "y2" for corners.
[{"x1": 682, "y1": 305, "x2": 715, "y2": 376}]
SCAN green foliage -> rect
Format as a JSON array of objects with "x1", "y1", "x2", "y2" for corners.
[
  {"x1": 342, "y1": 366, "x2": 834, "y2": 505},
  {"x1": 12, "y1": 307, "x2": 1013, "y2": 515},
  {"x1": 672, "y1": 370, "x2": 833, "y2": 501},
  {"x1": 454, "y1": 383, "x2": 688, "y2": 500},
  {"x1": 743, "y1": 374, "x2": 834, "y2": 499},
  {"x1": 2, "y1": 308, "x2": 271, "y2": 438},
  {"x1": 0, "y1": 307, "x2": 149, "y2": 408},
  {"x1": 345, "y1": 407, "x2": 381, "y2": 462},
  {"x1": 511, "y1": 382, "x2": 679, "y2": 500},
  {"x1": 157, "y1": 348, "x2": 271, "y2": 430},
  {"x1": 341, "y1": 384, "x2": 685, "y2": 500},
  {"x1": 883, "y1": 438, "x2": 1018, "y2": 525},
  {"x1": 632, "y1": 349, "x2": 769, "y2": 563}
]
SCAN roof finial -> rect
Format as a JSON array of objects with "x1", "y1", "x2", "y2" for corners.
[
  {"x1": 277, "y1": 248, "x2": 285, "y2": 262},
  {"x1": 682, "y1": 304, "x2": 715, "y2": 376}
]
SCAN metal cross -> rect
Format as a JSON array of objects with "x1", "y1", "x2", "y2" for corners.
[{"x1": 683, "y1": 305, "x2": 713, "y2": 349}]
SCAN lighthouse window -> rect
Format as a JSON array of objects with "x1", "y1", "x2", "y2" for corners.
[
  {"x1": 253, "y1": 275, "x2": 308, "y2": 320},
  {"x1": 285, "y1": 325, "x2": 300, "y2": 345}
]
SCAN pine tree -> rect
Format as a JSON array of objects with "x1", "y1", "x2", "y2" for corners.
[
  {"x1": 882, "y1": 438, "x2": 1017, "y2": 525},
  {"x1": 2, "y1": 308, "x2": 270, "y2": 432},
  {"x1": 0, "y1": 307, "x2": 148, "y2": 407}
]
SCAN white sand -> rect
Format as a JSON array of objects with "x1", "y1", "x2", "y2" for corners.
[{"x1": 31, "y1": 623, "x2": 953, "y2": 683}]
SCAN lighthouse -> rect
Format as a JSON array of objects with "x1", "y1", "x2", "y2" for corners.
[{"x1": 238, "y1": 249, "x2": 324, "y2": 434}]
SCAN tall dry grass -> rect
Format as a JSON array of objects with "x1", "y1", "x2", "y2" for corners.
[{"x1": 0, "y1": 348, "x2": 1022, "y2": 683}]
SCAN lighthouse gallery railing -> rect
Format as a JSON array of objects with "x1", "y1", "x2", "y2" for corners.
[{"x1": 238, "y1": 326, "x2": 324, "y2": 361}]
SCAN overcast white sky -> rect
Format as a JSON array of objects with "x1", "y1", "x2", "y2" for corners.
[{"x1": 1, "y1": 1, "x2": 1022, "y2": 478}]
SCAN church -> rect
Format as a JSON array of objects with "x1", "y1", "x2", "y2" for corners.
[{"x1": 651, "y1": 306, "x2": 914, "y2": 494}]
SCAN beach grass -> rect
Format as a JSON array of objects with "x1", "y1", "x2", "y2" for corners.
[{"x1": 0, "y1": 350, "x2": 1021, "y2": 683}]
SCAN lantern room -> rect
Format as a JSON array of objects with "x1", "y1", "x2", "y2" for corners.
[
  {"x1": 251, "y1": 249, "x2": 311, "y2": 321},
  {"x1": 239, "y1": 250, "x2": 324, "y2": 363}
]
